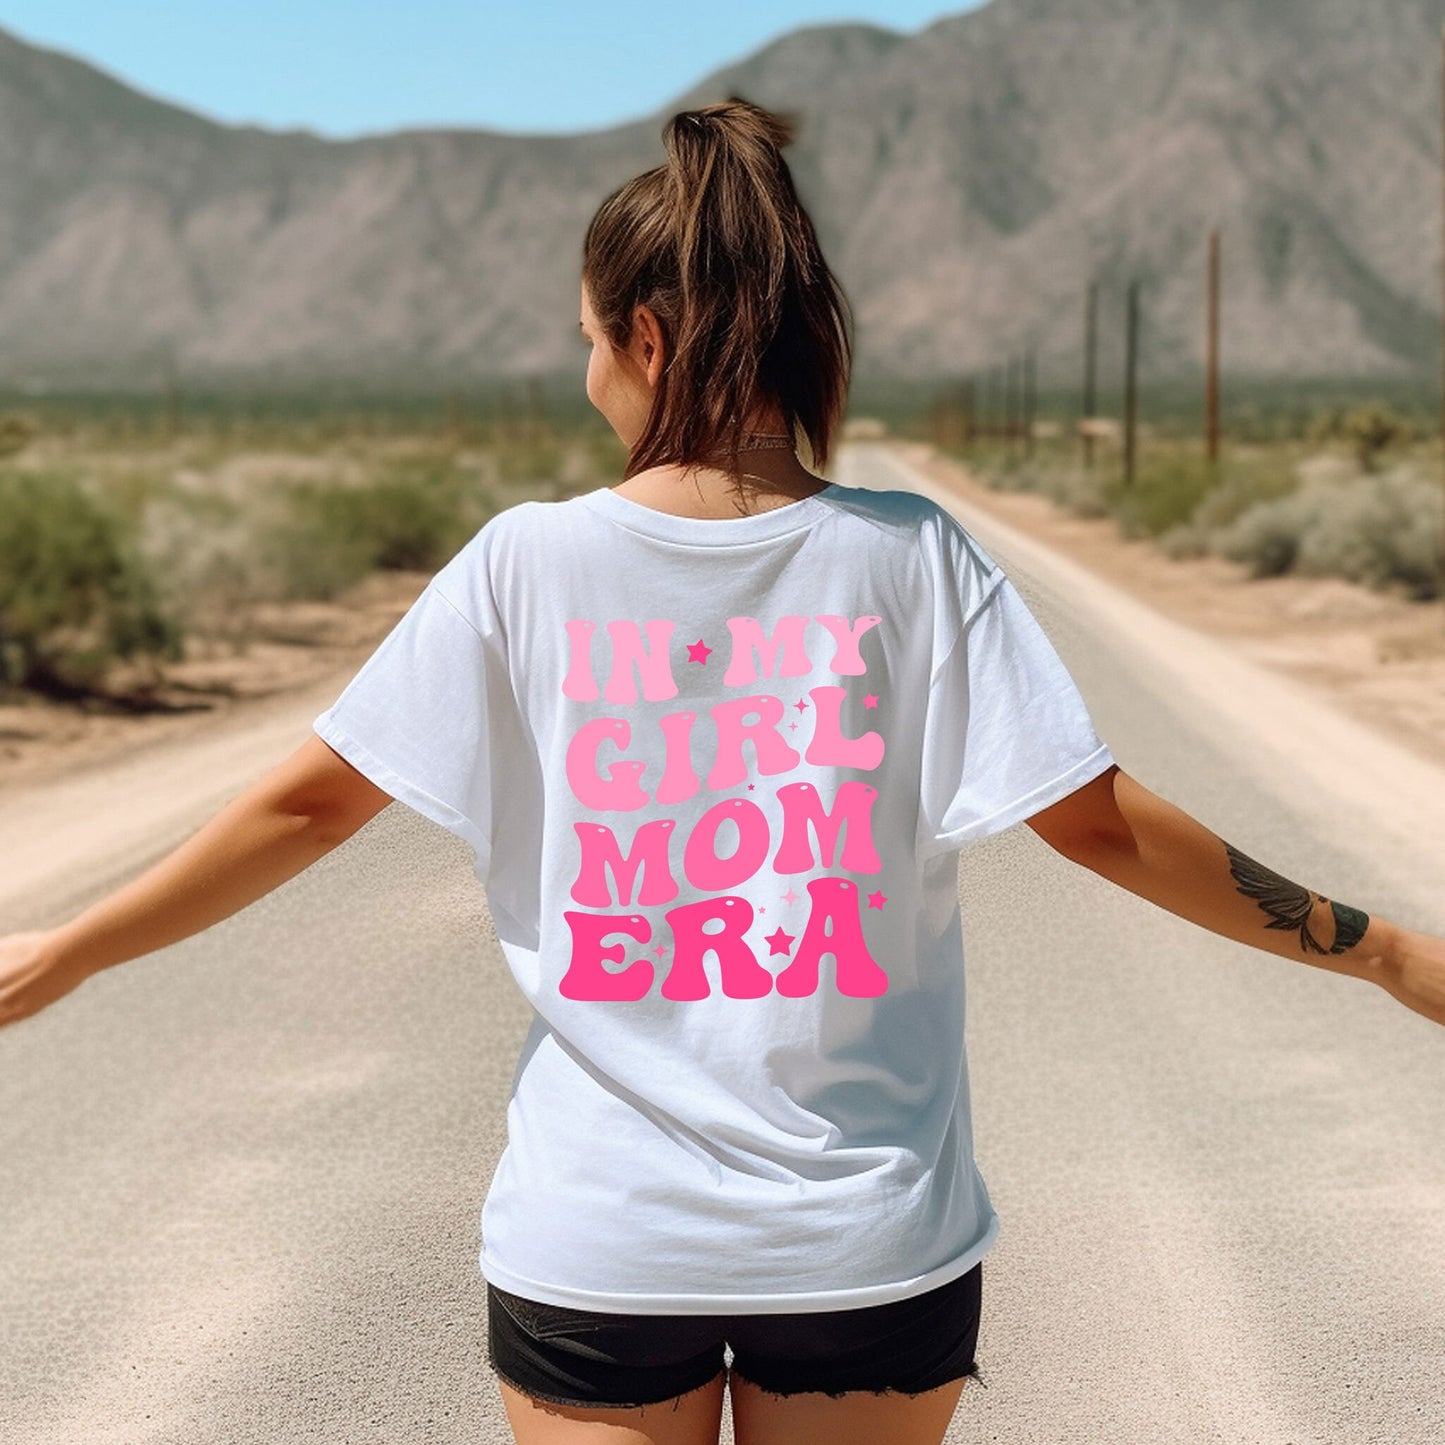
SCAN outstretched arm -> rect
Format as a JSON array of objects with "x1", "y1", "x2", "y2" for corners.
[
  {"x1": 1026, "y1": 765, "x2": 1445, "y2": 1027},
  {"x1": 0, "y1": 734, "x2": 394, "y2": 1029}
]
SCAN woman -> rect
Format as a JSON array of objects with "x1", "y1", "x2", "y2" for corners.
[{"x1": 3, "y1": 97, "x2": 1443, "y2": 1445}]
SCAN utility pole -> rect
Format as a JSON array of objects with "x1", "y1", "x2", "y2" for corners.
[
  {"x1": 1023, "y1": 348, "x2": 1036, "y2": 460},
  {"x1": 1082, "y1": 280, "x2": 1098, "y2": 469},
  {"x1": 1206, "y1": 227, "x2": 1221, "y2": 467},
  {"x1": 1123, "y1": 279, "x2": 1139, "y2": 490}
]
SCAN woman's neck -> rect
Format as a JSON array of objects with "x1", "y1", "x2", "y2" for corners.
[{"x1": 612, "y1": 451, "x2": 829, "y2": 520}]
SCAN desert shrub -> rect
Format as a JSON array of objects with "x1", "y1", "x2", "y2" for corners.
[
  {"x1": 138, "y1": 485, "x2": 271, "y2": 634},
  {"x1": 102, "y1": 466, "x2": 176, "y2": 527},
  {"x1": 1294, "y1": 466, "x2": 1442, "y2": 597},
  {"x1": 1225, "y1": 400, "x2": 1309, "y2": 444},
  {"x1": 1157, "y1": 447, "x2": 1301, "y2": 560},
  {"x1": 1036, "y1": 461, "x2": 1110, "y2": 518},
  {"x1": 1339, "y1": 402, "x2": 1412, "y2": 473},
  {"x1": 0, "y1": 468, "x2": 183, "y2": 694},
  {"x1": 1214, "y1": 493, "x2": 1310, "y2": 576},
  {"x1": 1102, "y1": 450, "x2": 1216, "y2": 539},
  {"x1": 258, "y1": 464, "x2": 493, "y2": 600},
  {"x1": 964, "y1": 444, "x2": 1047, "y2": 497},
  {"x1": 0, "y1": 411, "x2": 38, "y2": 457},
  {"x1": 989, "y1": 450, "x2": 1037, "y2": 492},
  {"x1": 1157, "y1": 519, "x2": 1212, "y2": 559},
  {"x1": 1213, "y1": 466, "x2": 1443, "y2": 596},
  {"x1": 1305, "y1": 404, "x2": 1346, "y2": 446}
]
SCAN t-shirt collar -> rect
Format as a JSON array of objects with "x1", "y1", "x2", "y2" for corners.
[{"x1": 579, "y1": 482, "x2": 841, "y2": 545}]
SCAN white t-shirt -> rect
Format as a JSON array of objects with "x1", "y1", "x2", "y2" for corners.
[{"x1": 311, "y1": 478, "x2": 1115, "y2": 1314}]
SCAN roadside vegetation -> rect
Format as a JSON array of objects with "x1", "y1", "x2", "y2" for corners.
[
  {"x1": 0, "y1": 397, "x2": 626, "y2": 706},
  {"x1": 938, "y1": 398, "x2": 1444, "y2": 603},
  {"x1": 3, "y1": 383, "x2": 1441, "y2": 710}
]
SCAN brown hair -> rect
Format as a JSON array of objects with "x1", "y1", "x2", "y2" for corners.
[{"x1": 581, "y1": 95, "x2": 853, "y2": 487}]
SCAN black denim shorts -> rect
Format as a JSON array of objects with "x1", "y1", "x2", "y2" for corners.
[{"x1": 486, "y1": 1260, "x2": 983, "y2": 1409}]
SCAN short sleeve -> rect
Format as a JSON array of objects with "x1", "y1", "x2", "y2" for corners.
[
  {"x1": 917, "y1": 563, "x2": 1115, "y2": 856},
  {"x1": 311, "y1": 577, "x2": 502, "y2": 879}
]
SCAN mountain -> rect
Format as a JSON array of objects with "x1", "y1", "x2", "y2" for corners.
[{"x1": 0, "y1": 0, "x2": 1442, "y2": 389}]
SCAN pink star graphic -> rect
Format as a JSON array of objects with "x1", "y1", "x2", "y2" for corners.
[
  {"x1": 863, "y1": 693, "x2": 879, "y2": 709},
  {"x1": 652, "y1": 944, "x2": 668, "y2": 959},
  {"x1": 866, "y1": 890, "x2": 888, "y2": 910},
  {"x1": 764, "y1": 926, "x2": 795, "y2": 956},
  {"x1": 686, "y1": 639, "x2": 712, "y2": 664},
  {"x1": 747, "y1": 782, "x2": 755, "y2": 790},
  {"x1": 781, "y1": 887, "x2": 798, "y2": 906},
  {"x1": 793, "y1": 698, "x2": 809, "y2": 714}
]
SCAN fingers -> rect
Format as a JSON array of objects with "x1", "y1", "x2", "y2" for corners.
[{"x1": 0, "y1": 931, "x2": 80, "y2": 1030}]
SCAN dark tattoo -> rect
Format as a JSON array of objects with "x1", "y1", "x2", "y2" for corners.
[{"x1": 1223, "y1": 842, "x2": 1370, "y2": 956}]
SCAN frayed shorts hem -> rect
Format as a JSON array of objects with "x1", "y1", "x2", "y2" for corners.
[{"x1": 486, "y1": 1260, "x2": 984, "y2": 1410}]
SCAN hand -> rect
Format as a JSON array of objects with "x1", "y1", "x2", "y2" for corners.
[
  {"x1": 0, "y1": 930, "x2": 93, "y2": 1031},
  {"x1": 1378, "y1": 928, "x2": 1445, "y2": 1028}
]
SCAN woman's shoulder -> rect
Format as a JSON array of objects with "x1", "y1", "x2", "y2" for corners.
[{"x1": 822, "y1": 482, "x2": 997, "y2": 568}]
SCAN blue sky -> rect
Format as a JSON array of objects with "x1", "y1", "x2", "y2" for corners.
[{"x1": 0, "y1": 1, "x2": 988, "y2": 139}]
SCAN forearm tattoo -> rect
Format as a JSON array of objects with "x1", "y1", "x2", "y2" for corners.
[{"x1": 1223, "y1": 842, "x2": 1370, "y2": 956}]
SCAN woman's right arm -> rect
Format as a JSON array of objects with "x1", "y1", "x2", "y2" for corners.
[{"x1": 0, "y1": 734, "x2": 394, "y2": 1030}]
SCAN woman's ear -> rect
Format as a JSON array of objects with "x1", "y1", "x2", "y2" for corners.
[{"x1": 631, "y1": 302, "x2": 667, "y2": 384}]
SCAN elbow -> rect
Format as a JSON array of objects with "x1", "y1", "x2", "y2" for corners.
[
  {"x1": 260, "y1": 734, "x2": 396, "y2": 847},
  {"x1": 1050, "y1": 825, "x2": 1139, "y2": 874},
  {"x1": 1025, "y1": 762, "x2": 1137, "y2": 866}
]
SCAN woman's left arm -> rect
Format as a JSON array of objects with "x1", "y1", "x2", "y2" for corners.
[{"x1": 1026, "y1": 764, "x2": 1445, "y2": 1027}]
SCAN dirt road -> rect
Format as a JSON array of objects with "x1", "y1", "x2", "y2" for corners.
[{"x1": 2, "y1": 442, "x2": 1442, "y2": 1444}]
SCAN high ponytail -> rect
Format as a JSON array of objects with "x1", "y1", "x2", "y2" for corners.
[{"x1": 581, "y1": 95, "x2": 853, "y2": 486}]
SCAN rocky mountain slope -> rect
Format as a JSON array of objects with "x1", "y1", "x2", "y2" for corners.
[{"x1": 0, "y1": 0, "x2": 1440, "y2": 388}]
